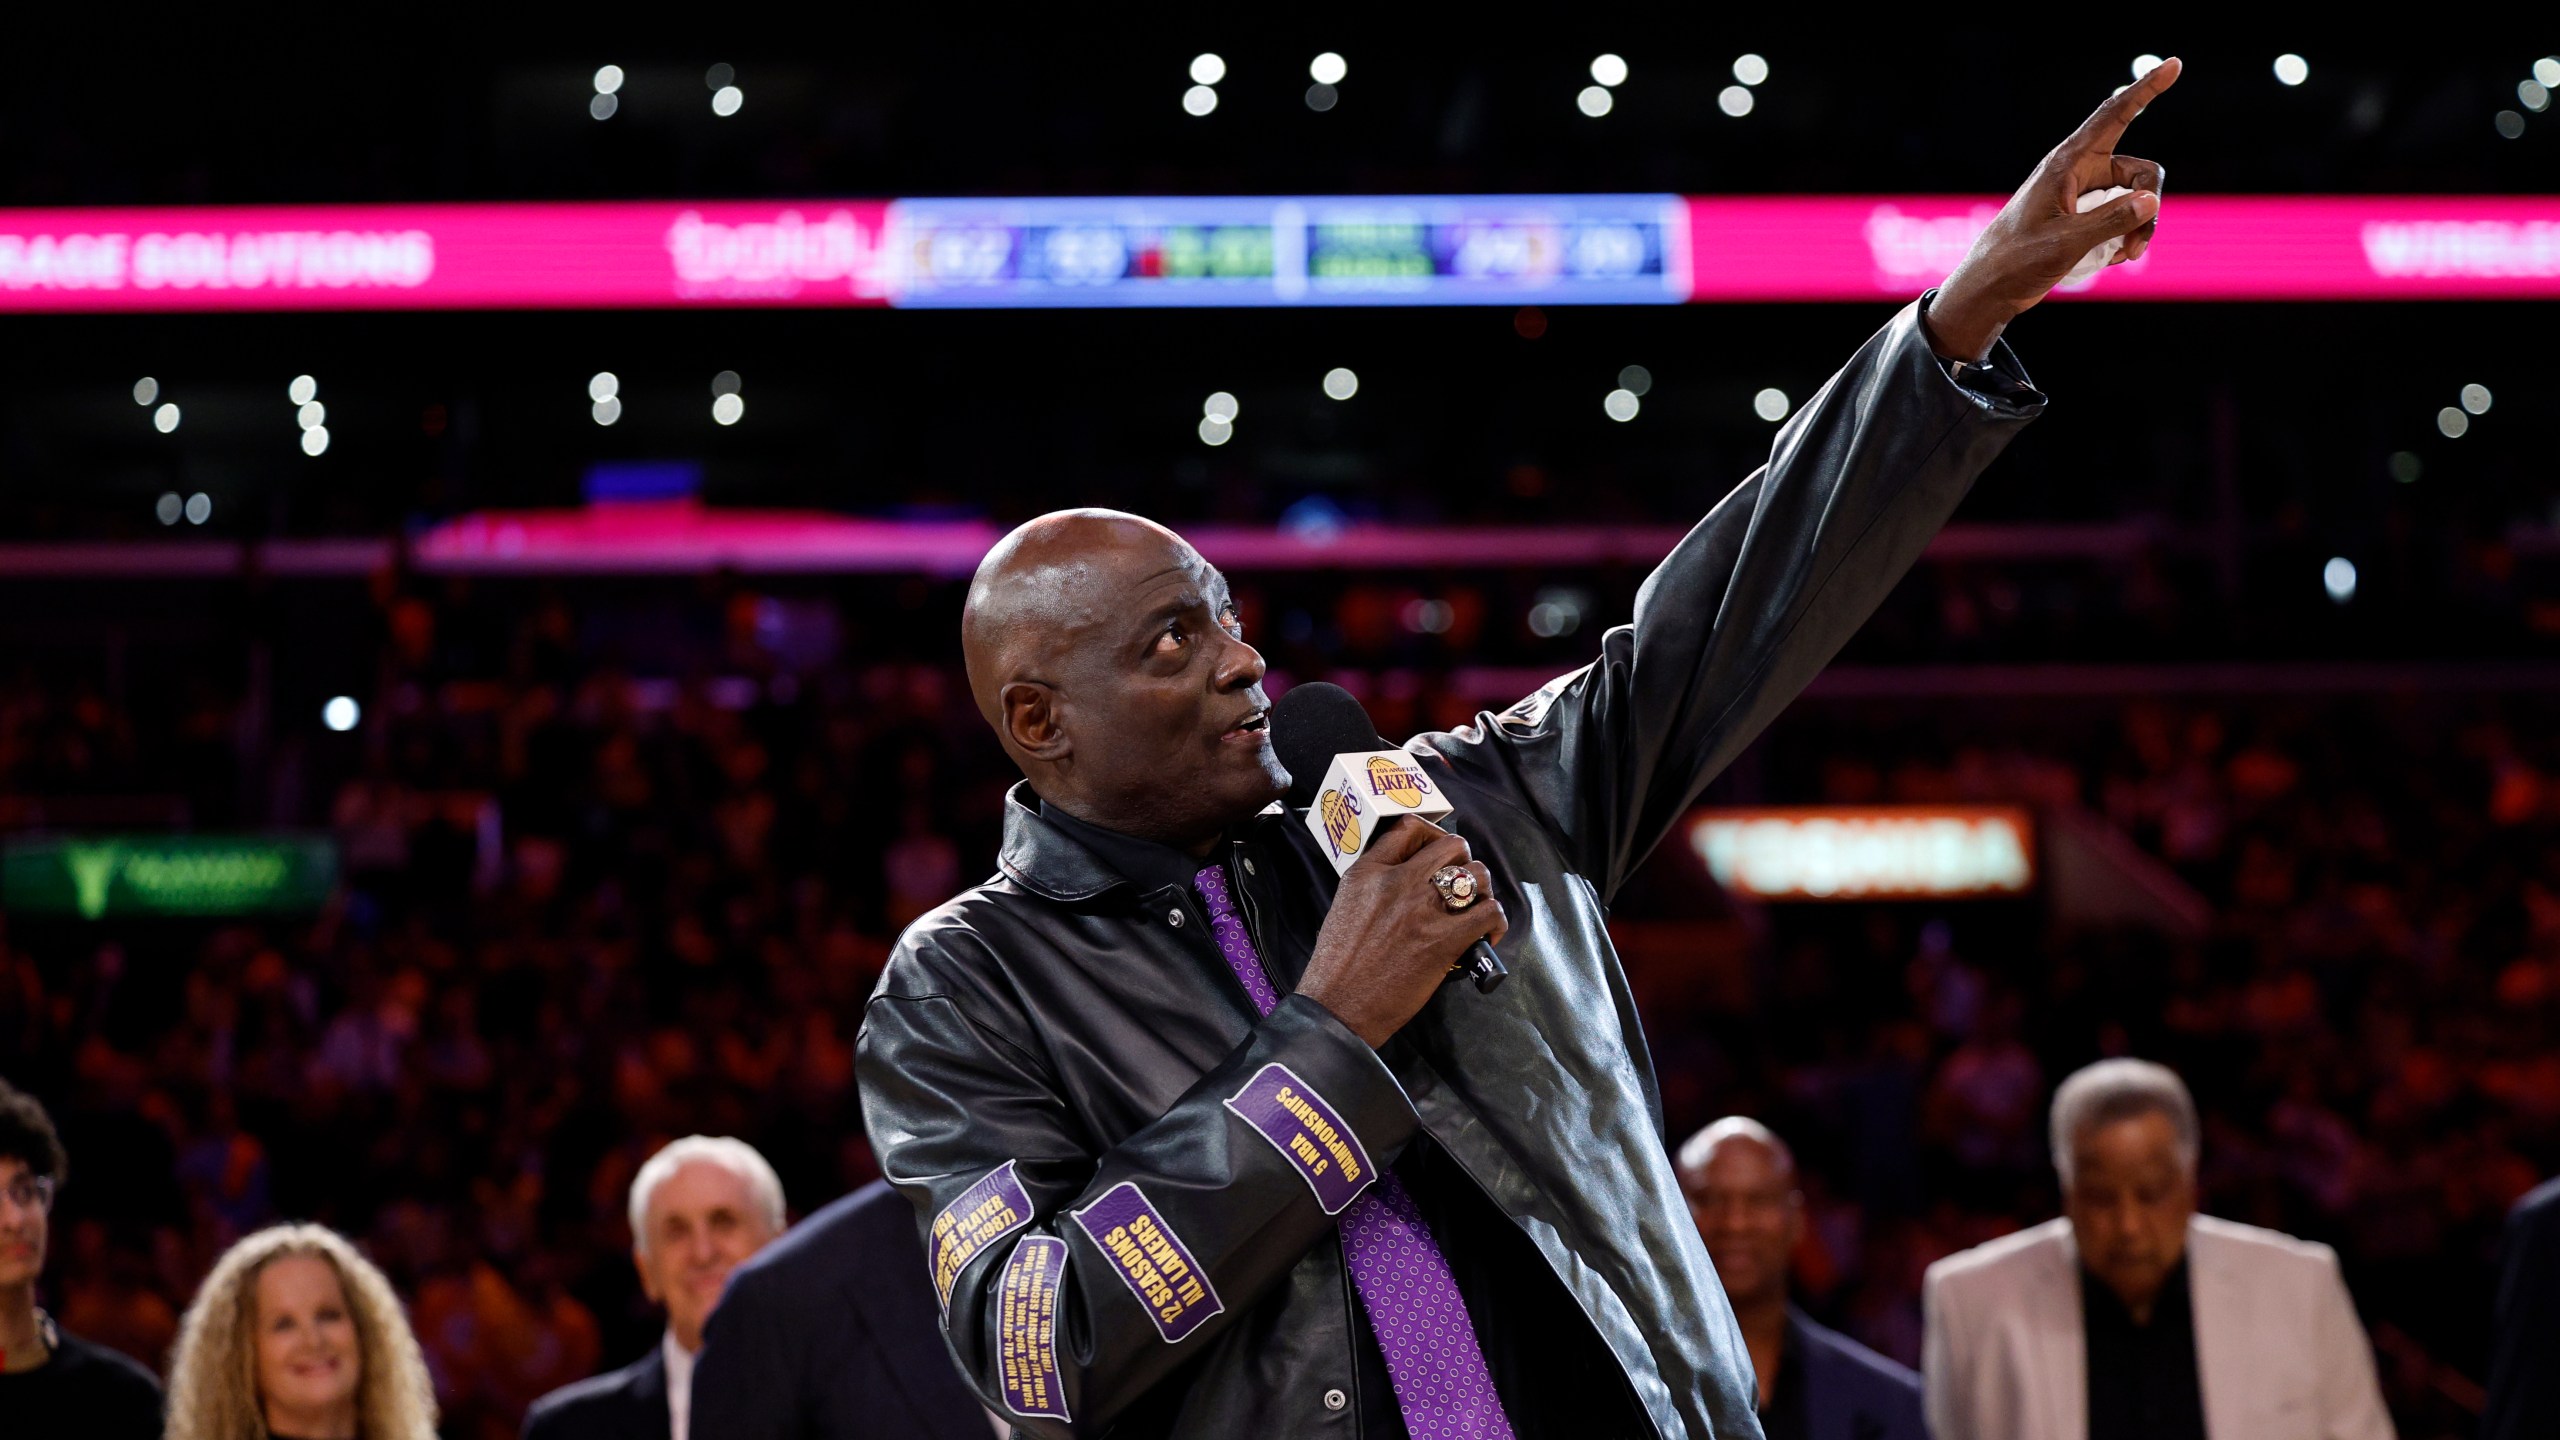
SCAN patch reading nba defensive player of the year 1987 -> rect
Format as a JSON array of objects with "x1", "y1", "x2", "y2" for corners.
[
  {"x1": 930, "y1": 1160, "x2": 1033, "y2": 1311},
  {"x1": 1068, "y1": 1181, "x2": 1224, "y2": 1343},
  {"x1": 1222, "y1": 1062, "x2": 1376, "y2": 1215},
  {"x1": 995, "y1": 1234, "x2": 1071, "y2": 1422}
]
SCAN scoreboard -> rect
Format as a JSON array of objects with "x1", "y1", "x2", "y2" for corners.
[{"x1": 884, "y1": 194, "x2": 1685, "y2": 306}]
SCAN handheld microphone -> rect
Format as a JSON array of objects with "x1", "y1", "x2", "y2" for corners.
[{"x1": 1271, "y1": 682, "x2": 1508, "y2": 995}]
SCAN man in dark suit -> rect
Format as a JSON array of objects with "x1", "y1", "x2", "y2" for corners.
[
  {"x1": 1679, "y1": 1118, "x2": 1926, "y2": 1440},
  {"x1": 2485, "y1": 1174, "x2": 2560, "y2": 1440},
  {"x1": 525, "y1": 1137, "x2": 786, "y2": 1440},
  {"x1": 693, "y1": 1179, "x2": 995, "y2": 1440}
]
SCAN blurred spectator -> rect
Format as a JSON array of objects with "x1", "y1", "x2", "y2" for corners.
[
  {"x1": 0, "y1": 1076, "x2": 162, "y2": 1439},
  {"x1": 166, "y1": 1222, "x2": 437, "y2": 1440},
  {"x1": 1923, "y1": 1060, "x2": 2392, "y2": 1440},
  {"x1": 2482, "y1": 1175, "x2": 2560, "y2": 1440},
  {"x1": 523, "y1": 1136, "x2": 783, "y2": 1440},
  {"x1": 1677, "y1": 1117, "x2": 1924, "y2": 1440},
  {"x1": 693, "y1": 1179, "x2": 995, "y2": 1440}
]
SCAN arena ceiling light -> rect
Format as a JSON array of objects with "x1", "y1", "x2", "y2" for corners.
[
  {"x1": 288, "y1": 377, "x2": 328, "y2": 456},
  {"x1": 2323, "y1": 557, "x2": 2357, "y2": 605},
  {"x1": 1187, "y1": 53, "x2": 1223, "y2": 116},
  {"x1": 2497, "y1": 109, "x2": 2526, "y2": 139},
  {"x1": 1590, "y1": 55, "x2": 1628, "y2": 88},
  {"x1": 323, "y1": 696, "x2": 361, "y2": 732},
  {"x1": 154, "y1": 401, "x2": 180, "y2": 433},
  {"x1": 712, "y1": 370, "x2": 744, "y2": 425},
  {"x1": 2131, "y1": 54, "x2": 2164, "y2": 79},
  {"x1": 707, "y1": 63, "x2": 741, "y2": 117},
  {"x1": 2461, "y1": 383, "x2": 2493, "y2": 415},
  {"x1": 1577, "y1": 85, "x2": 1613, "y2": 118},
  {"x1": 2273, "y1": 54, "x2": 2309, "y2": 87},
  {"x1": 184, "y1": 492, "x2": 211, "y2": 525},
  {"x1": 591, "y1": 64, "x2": 623, "y2": 121},
  {"x1": 155, "y1": 491, "x2": 182, "y2": 525},
  {"x1": 1307, "y1": 52, "x2": 1345, "y2": 111},
  {"x1": 1718, "y1": 86, "x2": 1754, "y2": 117},
  {"x1": 1733, "y1": 54, "x2": 1769, "y2": 87},
  {"x1": 1617, "y1": 365, "x2": 1652, "y2": 396},
  {"x1": 1200, "y1": 391, "x2": 1238, "y2": 446},
  {"x1": 1321, "y1": 367, "x2": 1358, "y2": 400},
  {"x1": 590, "y1": 371, "x2": 621, "y2": 426},
  {"x1": 1603, "y1": 388, "x2": 1640, "y2": 422},
  {"x1": 132, "y1": 377, "x2": 157, "y2": 406},
  {"x1": 1754, "y1": 387, "x2": 1792, "y2": 422}
]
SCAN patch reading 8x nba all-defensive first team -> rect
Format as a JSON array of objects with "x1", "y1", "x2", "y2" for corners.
[
  {"x1": 1222, "y1": 1063, "x2": 1375, "y2": 1214},
  {"x1": 995, "y1": 1235, "x2": 1070, "y2": 1421},
  {"x1": 931, "y1": 1160, "x2": 1033, "y2": 1310},
  {"x1": 1069, "y1": 1181, "x2": 1223, "y2": 1343}
]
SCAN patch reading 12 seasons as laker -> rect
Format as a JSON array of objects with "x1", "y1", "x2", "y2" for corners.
[
  {"x1": 995, "y1": 1235, "x2": 1070, "y2": 1421},
  {"x1": 1221, "y1": 1063, "x2": 1375, "y2": 1215},
  {"x1": 1068, "y1": 1182, "x2": 1224, "y2": 1343},
  {"x1": 930, "y1": 1160, "x2": 1033, "y2": 1310}
]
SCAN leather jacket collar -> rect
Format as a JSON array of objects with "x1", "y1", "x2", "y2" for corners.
[{"x1": 997, "y1": 782, "x2": 1133, "y2": 904}]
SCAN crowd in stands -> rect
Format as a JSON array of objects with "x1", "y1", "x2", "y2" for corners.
[{"x1": 1, "y1": 572, "x2": 2553, "y2": 1438}]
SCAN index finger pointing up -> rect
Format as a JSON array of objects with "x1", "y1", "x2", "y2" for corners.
[{"x1": 2065, "y1": 56, "x2": 2181, "y2": 156}]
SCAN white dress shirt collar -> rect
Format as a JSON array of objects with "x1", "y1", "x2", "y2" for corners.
[{"x1": 661, "y1": 1329, "x2": 697, "y2": 1440}]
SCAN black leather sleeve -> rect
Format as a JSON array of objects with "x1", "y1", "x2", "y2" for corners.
[
  {"x1": 1437, "y1": 294, "x2": 2046, "y2": 902},
  {"x1": 859, "y1": 980, "x2": 1418, "y2": 1437}
]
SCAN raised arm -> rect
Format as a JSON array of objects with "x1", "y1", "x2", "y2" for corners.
[{"x1": 1436, "y1": 61, "x2": 2179, "y2": 900}]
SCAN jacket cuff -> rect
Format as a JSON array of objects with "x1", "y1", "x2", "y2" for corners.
[{"x1": 1915, "y1": 288, "x2": 2047, "y2": 417}]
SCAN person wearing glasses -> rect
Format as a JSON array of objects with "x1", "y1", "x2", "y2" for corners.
[{"x1": 0, "y1": 1075, "x2": 164, "y2": 1438}]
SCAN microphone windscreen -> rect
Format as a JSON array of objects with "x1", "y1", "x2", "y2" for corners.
[{"x1": 1272, "y1": 682, "x2": 1386, "y2": 809}]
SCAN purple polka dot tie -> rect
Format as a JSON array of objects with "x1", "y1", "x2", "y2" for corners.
[{"x1": 1195, "y1": 863, "x2": 1517, "y2": 1440}]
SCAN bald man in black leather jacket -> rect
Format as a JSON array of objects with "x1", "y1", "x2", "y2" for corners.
[{"x1": 859, "y1": 64, "x2": 2180, "y2": 1440}]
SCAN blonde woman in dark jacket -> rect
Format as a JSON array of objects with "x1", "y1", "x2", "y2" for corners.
[{"x1": 166, "y1": 1224, "x2": 436, "y2": 1440}]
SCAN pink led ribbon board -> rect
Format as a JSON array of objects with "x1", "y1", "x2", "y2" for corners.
[
  {"x1": 0, "y1": 196, "x2": 2554, "y2": 310},
  {"x1": 1684, "y1": 195, "x2": 2560, "y2": 301}
]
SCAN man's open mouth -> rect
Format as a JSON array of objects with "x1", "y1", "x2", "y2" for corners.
[{"x1": 1223, "y1": 709, "x2": 1270, "y2": 738}]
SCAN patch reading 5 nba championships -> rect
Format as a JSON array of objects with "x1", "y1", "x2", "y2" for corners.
[
  {"x1": 1364, "y1": 754, "x2": 1435, "y2": 809},
  {"x1": 995, "y1": 1235, "x2": 1071, "y2": 1421},
  {"x1": 931, "y1": 1160, "x2": 1033, "y2": 1310},
  {"x1": 1223, "y1": 1063, "x2": 1375, "y2": 1215},
  {"x1": 1069, "y1": 1182, "x2": 1223, "y2": 1343}
]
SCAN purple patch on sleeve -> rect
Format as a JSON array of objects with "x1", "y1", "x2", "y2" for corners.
[
  {"x1": 1068, "y1": 1182, "x2": 1224, "y2": 1343},
  {"x1": 994, "y1": 1235, "x2": 1071, "y2": 1421},
  {"x1": 929, "y1": 1160, "x2": 1034, "y2": 1311},
  {"x1": 1222, "y1": 1062, "x2": 1376, "y2": 1215}
]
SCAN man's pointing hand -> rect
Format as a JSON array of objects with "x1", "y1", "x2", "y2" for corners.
[{"x1": 1925, "y1": 57, "x2": 2181, "y2": 363}]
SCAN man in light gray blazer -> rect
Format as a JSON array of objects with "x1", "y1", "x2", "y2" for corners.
[{"x1": 1922, "y1": 1059, "x2": 2393, "y2": 1440}]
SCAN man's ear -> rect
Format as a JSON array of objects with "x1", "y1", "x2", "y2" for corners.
[{"x1": 1001, "y1": 681, "x2": 1070, "y2": 762}]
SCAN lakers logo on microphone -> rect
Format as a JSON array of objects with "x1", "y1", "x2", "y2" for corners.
[
  {"x1": 1365, "y1": 755, "x2": 1434, "y2": 809},
  {"x1": 1318, "y1": 785, "x2": 1365, "y2": 857}
]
